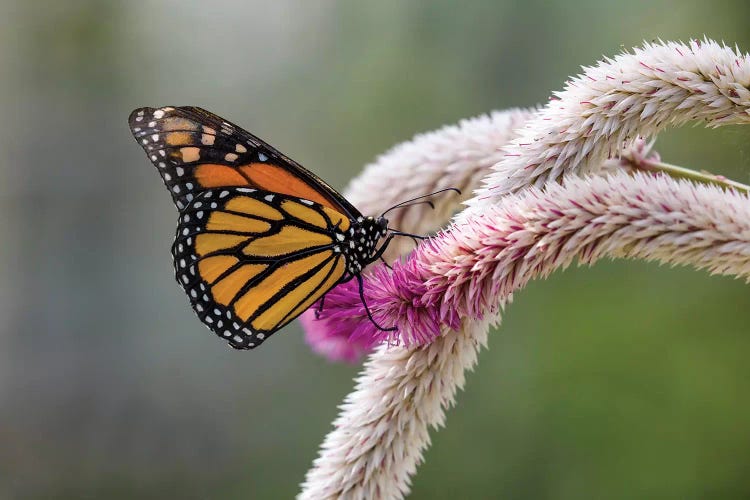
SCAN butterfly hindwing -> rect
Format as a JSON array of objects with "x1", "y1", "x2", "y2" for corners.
[
  {"x1": 172, "y1": 187, "x2": 349, "y2": 349},
  {"x1": 129, "y1": 106, "x2": 360, "y2": 218}
]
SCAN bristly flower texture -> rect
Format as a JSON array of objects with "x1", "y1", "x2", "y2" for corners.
[
  {"x1": 302, "y1": 108, "x2": 535, "y2": 362},
  {"x1": 299, "y1": 39, "x2": 750, "y2": 499},
  {"x1": 467, "y1": 38, "x2": 750, "y2": 212},
  {"x1": 313, "y1": 172, "x2": 750, "y2": 346}
]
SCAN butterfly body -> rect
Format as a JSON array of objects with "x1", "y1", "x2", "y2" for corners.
[{"x1": 129, "y1": 106, "x2": 393, "y2": 349}]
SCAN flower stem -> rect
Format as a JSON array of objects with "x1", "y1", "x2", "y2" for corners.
[{"x1": 626, "y1": 154, "x2": 750, "y2": 194}]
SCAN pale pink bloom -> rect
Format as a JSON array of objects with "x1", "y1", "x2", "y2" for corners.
[
  {"x1": 300, "y1": 173, "x2": 750, "y2": 500},
  {"x1": 299, "y1": 39, "x2": 750, "y2": 500},
  {"x1": 346, "y1": 108, "x2": 534, "y2": 259},
  {"x1": 466, "y1": 39, "x2": 750, "y2": 216},
  {"x1": 309, "y1": 173, "x2": 750, "y2": 347}
]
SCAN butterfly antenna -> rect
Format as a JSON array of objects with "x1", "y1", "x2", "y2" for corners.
[{"x1": 380, "y1": 187, "x2": 461, "y2": 218}]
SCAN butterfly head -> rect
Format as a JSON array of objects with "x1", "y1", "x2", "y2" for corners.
[
  {"x1": 362, "y1": 215, "x2": 389, "y2": 242},
  {"x1": 338, "y1": 215, "x2": 389, "y2": 273},
  {"x1": 375, "y1": 215, "x2": 389, "y2": 235}
]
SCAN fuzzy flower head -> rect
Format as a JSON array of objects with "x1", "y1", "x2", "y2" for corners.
[
  {"x1": 466, "y1": 39, "x2": 750, "y2": 215},
  {"x1": 306, "y1": 173, "x2": 750, "y2": 349},
  {"x1": 302, "y1": 109, "x2": 535, "y2": 361},
  {"x1": 300, "y1": 39, "x2": 750, "y2": 500}
]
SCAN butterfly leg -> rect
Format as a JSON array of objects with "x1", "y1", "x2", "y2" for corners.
[
  {"x1": 389, "y1": 230, "x2": 428, "y2": 247},
  {"x1": 356, "y1": 274, "x2": 397, "y2": 332},
  {"x1": 314, "y1": 294, "x2": 327, "y2": 319},
  {"x1": 370, "y1": 234, "x2": 396, "y2": 263}
]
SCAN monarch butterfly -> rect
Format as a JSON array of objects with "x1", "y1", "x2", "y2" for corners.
[{"x1": 129, "y1": 106, "x2": 455, "y2": 350}]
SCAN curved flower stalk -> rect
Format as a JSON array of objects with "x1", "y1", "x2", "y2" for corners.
[
  {"x1": 465, "y1": 39, "x2": 750, "y2": 216},
  {"x1": 300, "y1": 173, "x2": 750, "y2": 499}
]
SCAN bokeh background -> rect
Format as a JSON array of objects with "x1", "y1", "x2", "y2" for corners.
[{"x1": 1, "y1": 1, "x2": 750, "y2": 498}]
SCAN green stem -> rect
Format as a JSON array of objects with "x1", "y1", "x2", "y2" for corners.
[{"x1": 632, "y1": 158, "x2": 750, "y2": 194}]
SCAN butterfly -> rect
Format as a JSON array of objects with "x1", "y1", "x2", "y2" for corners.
[{"x1": 129, "y1": 106, "x2": 451, "y2": 350}]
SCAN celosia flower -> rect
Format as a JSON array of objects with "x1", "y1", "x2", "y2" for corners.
[
  {"x1": 310, "y1": 172, "x2": 750, "y2": 348},
  {"x1": 302, "y1": 108, "x2": 535, "y2": 361},
  {"x1": 466, "y1": 38, "x2": 750, "y2": 216},
  {"x1": 299, "y1": 39, "x2": 750, "y2": 500}
]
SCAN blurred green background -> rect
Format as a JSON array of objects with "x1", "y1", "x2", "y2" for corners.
[{"x1": 1, "y1": 1, "x2": 749, "y2": 498}]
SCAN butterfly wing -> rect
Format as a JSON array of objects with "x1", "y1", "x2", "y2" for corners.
[
  {"x1": 173, "y1": 186, "x2": 349, "y2": 349},
  {"x1": 128, "y1": 106, "x2": 361, "y2": 218}
]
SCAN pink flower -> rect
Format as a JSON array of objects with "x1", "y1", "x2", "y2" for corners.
[
  {"x1": 305, "y1": 172, "x2": 750, "y2": 355},
  {"x1": 300, "y1": 281, "x2": 375, "y2": 363},
  {"x1": 302, "y1": 108, "x2": 536, "y2": 362},
  {"x1": 300, "y1": 39, "x2": 750, "y2": 500}
]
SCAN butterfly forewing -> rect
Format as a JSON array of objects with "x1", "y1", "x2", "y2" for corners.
[
  {"x1": 128, "y1": 106, "x2": 361, "y2": 217},
  {"x1": 172, "y1": 187, "x2": 348, "y2": 348}
]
